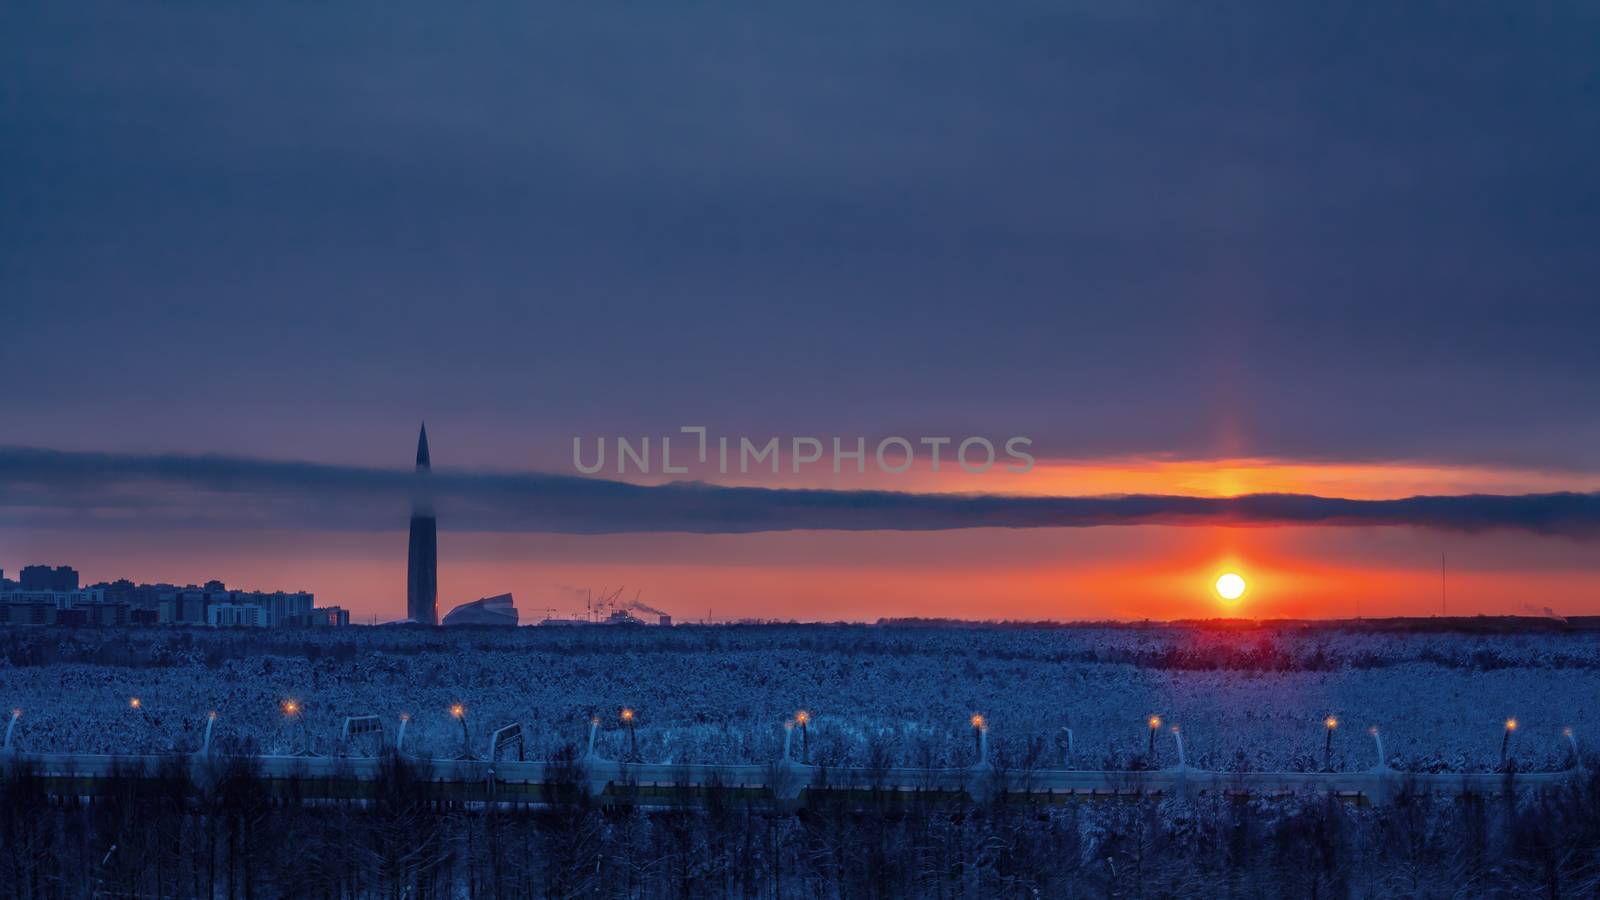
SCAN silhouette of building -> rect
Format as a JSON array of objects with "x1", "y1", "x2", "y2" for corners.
[
  {"x1": 299, "y1": 606, "x2": 350, "y2": 627},
  {"x1": 406, "y1": 423, "x2": 439, "y2": 625},
  {"x1": 20, "y1": 565, "x2": 79, "y2": 591},
  {"x1": 0, "y1": 567, "x2": 339, "y2": 629},
  {"x1": 442, "y1": 593, "x2": 517, "y2": 626}
]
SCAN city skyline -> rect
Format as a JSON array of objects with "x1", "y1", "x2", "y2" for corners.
[
  {"x1": 3, "y1": 430, "x2": 1597, "y2": 623},
  {"x1": 4, "y1": 4, "x2": 1598, "y2": 622}
]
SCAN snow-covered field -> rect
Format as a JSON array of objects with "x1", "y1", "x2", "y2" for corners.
[{"x1": 3, "y1": 623, "x2": 1597, "y2": 773}]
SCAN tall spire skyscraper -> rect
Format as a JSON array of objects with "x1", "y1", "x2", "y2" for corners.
[{"x1": 406, "y1": 423, "x2": 438, "y2": 625}]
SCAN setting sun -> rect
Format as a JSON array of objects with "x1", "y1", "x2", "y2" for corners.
[{"x1": 1215, "y1": 572, "x2": 1247, "y2": 602}]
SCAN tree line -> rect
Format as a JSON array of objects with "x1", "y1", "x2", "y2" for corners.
[{"x1": 5, "y1": 750, "x2": 1600, "y2": 898}]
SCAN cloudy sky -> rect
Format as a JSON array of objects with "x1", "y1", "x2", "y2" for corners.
[{"x1": 3, "y1": 3, "x2": 1597, "y2": 621}]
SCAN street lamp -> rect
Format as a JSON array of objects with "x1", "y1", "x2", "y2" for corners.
[
  {"x1": 970, "y1": 714, "x2": 987, "y2": 765},
  {"x1": 3, "y1": 709, "x2": 20, "y2": 754},
  {"x1": 1368, "y1": 725, "x2": 1386, "y2": 770},
  {"x1": 451, "y1": 703, "x2": 474, "y2": 760},
  {"x1": 129, "y1": 697, "x2": 142, "y2": 710},
  {"x1": 1147, "y1": 715, "x2": 1161, "y2": 762},
  {"x1": 1501, "y1": 718, "x2": 1517, "y2": 768},
  {"x1": 1324, "y1": 717, "x2": 1338, "y2": 771},
  {"x1": 396, "y1": 713, "x2": 410, "y2": 754},
  {"x1": 621, "y1": 707, "x2": 638, "y2": 762},
  {"x1": 282, "y1": 699, "x2": 310, "y2": 756},
  {"x1": 795, "y1": 710, "x2": 811, "y2": 764}
]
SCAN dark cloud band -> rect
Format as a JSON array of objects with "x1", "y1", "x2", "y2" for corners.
[{"x1": 1, "y1": 447, "x2": 1596, "y2": 537}]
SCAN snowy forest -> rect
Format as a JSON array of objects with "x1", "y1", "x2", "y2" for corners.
[
  {"x1": 5, "y1": 622, "x2": 1600, "y2": 896},
  {"x1": 3, "y1": 623, "x2": 1597, "y2": 772}
]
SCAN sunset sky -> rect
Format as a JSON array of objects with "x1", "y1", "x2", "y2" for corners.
[{"x1": 3, "y1": 4, "x2": 1598, "y2": 622}]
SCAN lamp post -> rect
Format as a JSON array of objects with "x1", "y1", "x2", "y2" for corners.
[
  {"x1": 1170, "y1": 725, "x2": 1186, "y2": 768},
  {"x1": 621, "y1": 708, "x2": 638, "y2": 762},
  {"x1": 1368, "y1": 725, "x2": 1386, "y2": 770},
  {"x1": 1501, "y1": 718, "x2": 1517, "y2": 768},
  {"x1": 396, "y1": 713, "x2": 410, "y2": 754},
  {"x1": 451, "y1": 703, "x2": 473, "y2": 760},
  {"x1": 795, "y1": 710, "x2": 811, "y2": 764},
  {"x1": 971, "y1": 714, "x2": 987, "y2": 765},
  {"x1": 1056, "y1": 726, "x2": 1074, "y2": 768},
  {"x1": 201, "y1": 711, "x2": 217, "y2": 757},
  {"x1": 1147, "y1": 716, "x2": 1161, "y2": 764},
  {"x1": 1324, "y1": 717, "x2": 1338, "y2": 771},
  {"x1": 4, "y1": 709, "x2": 20, "y2": 754},
  {"x1": 282, "y1": 699, "x2": 309, "y2": 756},
  {"x1": 1564, "y1": 727, "x2": 1581, "y2": 770}
]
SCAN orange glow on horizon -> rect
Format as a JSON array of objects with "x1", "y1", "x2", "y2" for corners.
[
  {"x1": 625, "y1": 454, "x2": 1600, "y2": 501},
  {"x1": 19, "y1": 495, "x2": 1600, "y2": 625}
]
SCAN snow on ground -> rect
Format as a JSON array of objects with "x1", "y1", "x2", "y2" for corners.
[{"x1": 2, "y1": 623, "x2": 1597, "y2": 773}]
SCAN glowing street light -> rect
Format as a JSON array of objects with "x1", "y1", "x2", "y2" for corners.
[
  {"x1": 1147, "y1": 715, "x2": 1162, "y2": 761},
  {"x1": 795, "y1": 710, "x2": 811, "y2": 764},
  {"x1": 1324, "y1": 716, "x2": 1338, "y2": 771},
  {"x1": 129, "y1": 697, "x2": 142, "y2": 710},
  {"x1": 282, "y1": 700, "x2": 311, "y2": 756},
  {"x1": 621, "y1": 707, "x2": 638, "y2": 761},
  {"x1": 1501, "y1": 717, "x2": 1518, "y2": 768},
  {"x1": 451, "y1": 703, "x2": 474, "y2": 760},
  {"x1": 970, "y1": 714, "x2": 988, "y2": 766}
]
